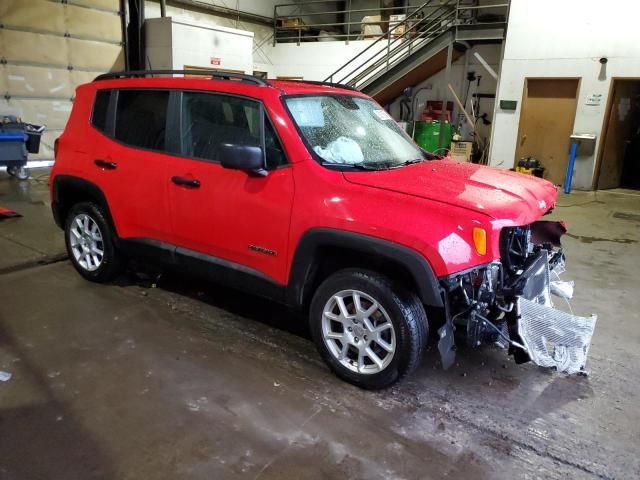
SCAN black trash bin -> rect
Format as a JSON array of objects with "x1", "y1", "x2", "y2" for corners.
[{"x1": 25, "y1": 123, "x2": 45, "y2": 154}]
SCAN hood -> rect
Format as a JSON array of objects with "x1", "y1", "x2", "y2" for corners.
[{"x1": 343, "y1": 159, "x2": 558, "y2": 225}]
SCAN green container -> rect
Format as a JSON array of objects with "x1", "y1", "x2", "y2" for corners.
[{"x1": 413, "y1": 121, "x2": 453, "y2": 154}]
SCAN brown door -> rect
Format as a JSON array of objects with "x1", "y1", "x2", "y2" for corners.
[
  {"x1": 515, "y1": 79, "x2": 580, "y2": 185},
  {"x1": 596, "y1": 80, "x2": 640, "y2": 189}
]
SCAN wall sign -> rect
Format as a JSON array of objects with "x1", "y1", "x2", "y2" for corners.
[
  {"x1": 210, "y1": 57, "x2": 221, "y2": 66},
  {"x1": 585, "y1": 93, "x2": 603, "y2": 106},
  {"x1": 500, "y1": 100, "x2": 518, "y2": 110}
]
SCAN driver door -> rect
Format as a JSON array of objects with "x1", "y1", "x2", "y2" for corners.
[{"x1": 167, "y1": 91, "x2": 294, "y2": 284}]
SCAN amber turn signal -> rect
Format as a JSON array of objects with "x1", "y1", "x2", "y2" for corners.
[{"x1": 473, "y1": 227, "x2": 487, "y2": 255}]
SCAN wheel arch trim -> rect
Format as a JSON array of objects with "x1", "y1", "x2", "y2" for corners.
[
  {"x1": 287, "y1": 228, "x2": 443, "y2": 308},
  {"x1": 51, "y1": 175, "x2": 116, "y2": 235}
]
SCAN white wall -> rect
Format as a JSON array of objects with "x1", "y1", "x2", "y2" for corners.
[
  {"x1": 266, "y1": 40, "x2": 376, "y2": 80},
  {"x1": 146, "y1": 17, "x2": 253, "y2": 73},
  {"x1": 489, "y1": 0, "x2": 640, "y2": 189},
  {"x1": 145, "y1": 0, "x2": 273, "y2": 75}
]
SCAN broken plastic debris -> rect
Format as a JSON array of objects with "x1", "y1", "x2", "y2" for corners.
[
  {"x1": 550, "y1": 280, "x2": 574, "y2": 299},
  {"x1": 518, "y1": 298, "x2": 597, "y2": 374},
  {"x1": 0, "y1": 371, "x2": 12, "y2": 382}
]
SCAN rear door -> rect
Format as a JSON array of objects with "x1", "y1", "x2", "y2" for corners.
[
  {"x1": 91, "y1": 89, "x2": 172, "y2": 242},
  {"x1": 167, "y1": 90, "x2": 294, "y2": 284}
]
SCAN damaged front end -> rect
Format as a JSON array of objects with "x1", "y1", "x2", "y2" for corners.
[{"x1": 438, "y1": 220, "x2": 597, "y2": 374}]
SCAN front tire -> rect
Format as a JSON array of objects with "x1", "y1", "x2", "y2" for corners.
[
  {"x1": 65, "y1": 202, "x2": 124, "y2": 282},
  {"x1": 309, "y1": 269, "x2": 428, "y2": 389}
]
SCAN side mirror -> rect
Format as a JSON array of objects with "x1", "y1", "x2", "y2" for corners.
[{"x1": 219, "y1": 143, "x2": 267, "y2": 176}]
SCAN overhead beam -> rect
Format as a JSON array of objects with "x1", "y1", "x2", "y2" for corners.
[{"x1": 161, "y1": 0, "x2": 273, "y2": 27}]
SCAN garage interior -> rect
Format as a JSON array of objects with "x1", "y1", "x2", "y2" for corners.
[{"x1": 1, "y1": 1, "x2": 639, "y2": 479}]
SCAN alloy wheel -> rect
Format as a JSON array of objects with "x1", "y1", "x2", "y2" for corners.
[
  {"x1": 69, "y1": 213, "x2": 104, "y2": 272},
  {"x1": 321, "y1": 289, "x2": 396, "y2": 374}
]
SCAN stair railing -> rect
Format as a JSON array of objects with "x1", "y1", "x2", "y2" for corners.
[{"x1": 325, "y1": 0, "x2": 457, "y2": 89}]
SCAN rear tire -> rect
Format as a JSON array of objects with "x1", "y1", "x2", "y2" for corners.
[
  {"x1": 309, "y1": 269, "x2": 428, "y2": 389},
  {"x1": 65, "y1": 202, "x2": 124, "y2": 282}
]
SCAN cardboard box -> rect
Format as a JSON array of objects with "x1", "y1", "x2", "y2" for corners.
[
  {"x1": 389, "y1": 14, "x2": 406, "y2": 37},
  {"x1": 361, "y1": 15, "x2": 383, "y2": 38},
  {"x1": 279, "y1": 18, "x2": 306, "y2": 29},
  {"x1": 450, "y1": 141, "x2": 473, "y2": 162}
]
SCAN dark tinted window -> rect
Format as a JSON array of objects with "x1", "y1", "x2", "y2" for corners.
[
  {"x1": 115, "y1": 90, "x2": 169, "y2": 151},
  {"x1": 265, "y1": 120, "x2": 287, "y2": 169},
  {"x1": 91, "y1": 90, "x2": 110, "y2": 132},
  {"x1": 181, "y1": 92, "x2": 261, "y2": 162}
]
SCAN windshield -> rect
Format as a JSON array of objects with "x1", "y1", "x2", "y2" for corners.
[{"x1": 285, "y1": 95, "x2": 424, "y2": 169}]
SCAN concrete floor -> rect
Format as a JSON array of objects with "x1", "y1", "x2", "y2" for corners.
[{"x1": 1, "y1": 169, "x2": 639, "y2": 479}]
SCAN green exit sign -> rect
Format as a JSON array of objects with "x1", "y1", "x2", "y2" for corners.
[{"x1": 500, "y1": 100, "x2": 518, "y2": 110}]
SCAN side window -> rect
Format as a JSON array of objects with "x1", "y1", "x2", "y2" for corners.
[
  {"x1": 91, "y1": 90, "x2": 110, "y2": 133},
  {"x1": 181, "y1": 92, "x2": 260, "y2": 162},
  {"x1": 265, "y1": 119, "x2": 287, "y2": 169},
  {"x1": 114, "y1": 90, "x2": 169, "y2": 151},
  {"x1": 181, "y1": 92, "x2": 288, "y2": 168}
]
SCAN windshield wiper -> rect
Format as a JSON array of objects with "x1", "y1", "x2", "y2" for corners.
[
  {"x1": 397, "y1": 159, "x2": 424, "y2": 167},
  {"x1": 321, "y1": 162, "x2": 381, "y2": 171}
]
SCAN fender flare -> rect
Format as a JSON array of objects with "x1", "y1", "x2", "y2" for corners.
[
  {"x1": 51, "y1": 175, "x2": 115, "y2": 233},
  {"x1": 286, "y1": 228, "x2": 443, "y2": 308}
]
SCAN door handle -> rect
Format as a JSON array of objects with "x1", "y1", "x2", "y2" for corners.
[
  {"x1": 94, "y1": 159, "x2": 118, "y2": 170},
  {"x1": 171, "y1": 176, "x2": 201, "y2": 188}
]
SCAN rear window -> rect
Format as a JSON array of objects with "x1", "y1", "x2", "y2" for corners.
[
  {"x1": 91, "y1": 90, "x2": 110, "y2": 132},
  {"x1": 114, "y1": 90, "x2": 169, "y2": 151}
]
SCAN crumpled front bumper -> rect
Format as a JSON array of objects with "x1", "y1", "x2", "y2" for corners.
[
  {"x1": 512, "y1": 250, "x2": 597, "y2": 374},
  {"x1": 517, "y1": 298, "x2": 597, "y2": 374}
]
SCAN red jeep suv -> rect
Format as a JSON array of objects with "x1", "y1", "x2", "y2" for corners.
[{"x1": 50, "y1": 71, "x2": 596, "y2": 389}]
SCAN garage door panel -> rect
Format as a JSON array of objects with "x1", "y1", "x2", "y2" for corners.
[
  {"x1": 67, "y1": 5, "x2": 122, "y2": 43},
  {"x1": 0, "y1": 0, "x2": 123, "y2": 161},
  {"x1": 1, "y1": 30, "x2": 68, "y2": 66},
  {"x1": 0, "y1": 0, "x2": 66, "y2": 34},
  {"x1": 0, "y1": 68, "x2": 7, "y2": 93},
  {"x1": 0, "y1": 98, "x2": 69, "y2": 160},
  {"x1": 4, "y1": 65, "x2": 74, "y2": 98},
  {"x1": 35, "y1": 130, "x2": 59, "y2": 160},
  {"x1": 71, "y1": 0, "x2": 120, "y2": 12},
  {"x1": 68, "y1": 38, "x2": 125, "y2": 71},
  {"x1": 1, "y1": 98, "x2": 73, "y2": 130},
  {"x1": 70, "y1": 70, "x2": 105, "y2": 87}
]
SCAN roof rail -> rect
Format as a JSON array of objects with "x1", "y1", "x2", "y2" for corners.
[
  {"x1": 273, "y1": 79, "x2": 360, "y2": 92},
  {"x1": 93, "y1": 70, "x2": 268, "y2": 86}
]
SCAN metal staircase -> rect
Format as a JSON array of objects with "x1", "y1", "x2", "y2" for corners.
[{"x1": 323, "y1": 0, "x2": 509, "y2": 104}]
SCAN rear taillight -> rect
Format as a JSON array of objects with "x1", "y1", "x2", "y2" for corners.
[{"x1": 54, "y1": 138, "x2": 59, "y2": 160}]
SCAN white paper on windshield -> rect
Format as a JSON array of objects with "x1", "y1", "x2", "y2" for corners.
[
  {"x1": 287, "y1": 98, "x2": 325, "y2": 127},
  {"x1": 372, "y1": 109, "x2": 392, "y2": 121}
]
